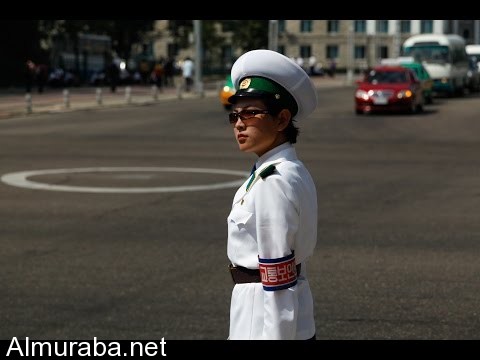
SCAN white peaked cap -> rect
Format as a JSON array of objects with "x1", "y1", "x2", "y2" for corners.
[{"x1": 230, "y1": 49, "x2": 318, "y2": 121}]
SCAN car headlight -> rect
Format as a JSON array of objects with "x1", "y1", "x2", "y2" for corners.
[
  {"x1": 355, "y1": 89, "x2": 369, "y2": 100},
  {"x1": 397, "y1": 89, "x2": 413, "y2": 99}
]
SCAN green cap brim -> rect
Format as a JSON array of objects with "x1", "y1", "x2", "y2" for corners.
[{"x1": 228, "y1": 76, "x2": 298, "y2": 115}]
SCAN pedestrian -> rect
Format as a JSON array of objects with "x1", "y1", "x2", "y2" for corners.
[
  {"x1": 163, "y1": 57, "x2": 175, "y2": 87},
  {"x1": 226, "y1": 49, "x2": 318, "y2": 340},
  {"x1": 35, "y1": 63, "x2": 48, "y2": 93},
  {"x1": 106, "y1": 60, "x2": 120, "y2": 93},
  {"x1": 152, "y1": 60, "x2": 164, "y2": 89},
  {"x1": 181, "y1": 56, "x2": 194, "y2": 92},
  {"x1": 296, "y1": 56, "x2": 304, "y2": 71},
  {"x1": 308, "y1": 55, "x2": 317, "y2": 76},
  {"x1": 329, "y1": 58, "x2": 336, "y2": 78},
  {"x1": 25, "y1": 59, "x2": 36, "y2": 93}
]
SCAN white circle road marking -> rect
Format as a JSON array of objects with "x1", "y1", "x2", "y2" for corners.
[{"x1": 1, "y1": 167, "x2": 249, "y2": 194}]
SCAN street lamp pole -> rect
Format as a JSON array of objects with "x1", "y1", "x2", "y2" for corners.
[
  {"x1": 268, "y1": 20, "x2": 278, "y2": 52},
  {"x1": 392, "y1": 20, "x2": 401, "y2": 58},
  {"x1": 346, "y1": 20, "x2": 355, "y2": 85},
  {"x1": 194, "y1": 20, "x2": 204, "y2": 97}
]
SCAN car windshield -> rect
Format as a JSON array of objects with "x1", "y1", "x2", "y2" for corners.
[{"x1": 366, "y1": 70, "x2": 407, "y2": 84}]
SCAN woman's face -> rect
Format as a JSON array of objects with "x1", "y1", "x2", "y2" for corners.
[{"x1": 231, "y1": 98, "x2": 288, "y2": 157}]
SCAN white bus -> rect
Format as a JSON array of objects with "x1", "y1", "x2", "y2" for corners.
[
  {"x1": 466, "y1": 44, "x2": 480, "y2": 70},
  {"x1": 466, "y1": 44, "x2": 480, "y2": 92},
  {"x1": 402, "y1": 34, "x2": 469, "y2": 96}
]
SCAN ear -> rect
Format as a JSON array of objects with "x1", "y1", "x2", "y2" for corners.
[{"x1": 276, "y1": 109, "x2": 291, "y2": 132}]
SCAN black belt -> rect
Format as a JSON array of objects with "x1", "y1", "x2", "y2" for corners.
[{"x1": 229, "y1": 263, "x2": 301, "y2": 284}]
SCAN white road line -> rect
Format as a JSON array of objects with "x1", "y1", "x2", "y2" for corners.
[{"x1": 1, "y1": 167, "x2": 249, "y2": 194}]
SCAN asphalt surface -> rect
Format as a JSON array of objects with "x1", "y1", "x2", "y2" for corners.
[{"x1": 1, "y1": 76, "x2": 480, "y2": 341}]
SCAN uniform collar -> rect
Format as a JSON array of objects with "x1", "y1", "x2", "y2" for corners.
[{"x1": 255, "y1": 142, "x2": 297, "y2": 170}]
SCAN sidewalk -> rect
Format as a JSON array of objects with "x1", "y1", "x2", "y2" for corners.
[{"x1": 0, "y1": 74, "x2": 352, "y2": 120}]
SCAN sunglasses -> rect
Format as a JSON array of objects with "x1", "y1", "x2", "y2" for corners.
[{"x1": 228, "y1": 109, "x2": 270, "y2": 124}]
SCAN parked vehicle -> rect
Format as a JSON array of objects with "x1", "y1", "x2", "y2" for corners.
[
  {"x1": 466, "y1": 45, "x2": 480, "y2": 69},
  {"x1": 355, "y1": 65, "x2": 424, "y2": 115},
  {"x1": 402, "y1": 34, "x2": 469, "y2": 96},
  {"x1": 381, "y1": 57, "x2": 434, "y2": 104},
  {"x1": 466, "y1": 45, "x2": 480, "y2": 92}
]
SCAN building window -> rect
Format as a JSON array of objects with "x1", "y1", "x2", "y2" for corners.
[
  {"x1": 278, "y1": 20, "x2": 285, "y2": 33},
  {"x1": 354, "y1": 45, "x2": 366, "y2": 59},
  {"x1": 300, "y1": 20, "x2": 312, "y2": 33},
  {"x1": 300, "y1": 45, "x2": 311, "y2": 58},
  {"x1": 278, "y1": 45, "x2": 285, "y2": 55},
  {"x1": 326, "y1": 45, "x2": 339, "y2": 60},
  {"x1": 420, "y1": 20, "x2": 433, "y2": 33},
  {"x1": 354, "y1": 20, "x2": 366, "y2": 33},
  {"x1": 327, "y1": 20, "x2": 339, "y2": 33},
  {"x1": 378, "y1": 46, "x2": 389, "y2": 59},
  {"x1": 400, "y1": 20, "x2": 411, "y2": 33},
  {"x1": 376, "y1": 20, "x2": 389, "y2": 33}
]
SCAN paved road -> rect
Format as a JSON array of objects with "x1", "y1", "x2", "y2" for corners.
[{"x1": 1, "y1": 83, "x2": 479, "y2": 340}]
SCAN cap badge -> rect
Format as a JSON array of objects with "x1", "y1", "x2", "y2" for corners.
[
  {"x1": 239, "y1": 78, "x2": 251, "y2": 89},
  {"x1": 275, "y1": 94, "x2": 281, "y2": 99}
]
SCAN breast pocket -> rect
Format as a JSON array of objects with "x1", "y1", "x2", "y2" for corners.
[{"x1": 228, "y1": 206, "x2": 254, "y2": 230}]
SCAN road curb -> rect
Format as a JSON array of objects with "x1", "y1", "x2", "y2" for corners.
[{"x1": 0, "y1": 76, "x2": 351, "y2": 120}]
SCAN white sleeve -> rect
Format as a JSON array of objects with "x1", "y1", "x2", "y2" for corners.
[{"x1": 254, "y1": 174, "x2": 300, "y2": 339}]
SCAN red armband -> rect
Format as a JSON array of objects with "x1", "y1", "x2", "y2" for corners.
[{"x1": 258, "y1": 252, "x2": 297, "y2": 291}]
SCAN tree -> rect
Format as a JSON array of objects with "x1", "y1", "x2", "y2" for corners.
[
  {"x1": 230, "y1": 20, "x2": 269, "y2": 51},
  {"x1": 0, "y1": 21, "x2": 43, "y2": 86},
  {"x1": 38, "y1": 20, "x2": 156, "y2": 83},
  {"x1": 40, "y1": 20, "x2": 155, "y2": 63},
  {"x1": 168, "y1": 20, "x2": 193, "y2": 48},
  {"x1": 100, "y1": 20, "x2": 155, "y2": 60}
]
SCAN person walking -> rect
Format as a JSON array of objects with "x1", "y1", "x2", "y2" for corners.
[
  {"x1": 25, "y1": 60, "x2": 36, "y2": 93},
  {"x1": 225, "y1": 49, "x2": 318, "y2": 340},
  {"x1": 163, "y1": 57, "x2": 175, "y2": 87},
  {"x1": 106, "y1": 60, "x2": 120, "y2": 93},
  {"x1": 181, "y1": 56, "x2": 194, "y2": 92}
]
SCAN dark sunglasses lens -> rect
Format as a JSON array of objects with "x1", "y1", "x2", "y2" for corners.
[{"x1": 229, "y1": 113, "x2": 238, "y2": 123}]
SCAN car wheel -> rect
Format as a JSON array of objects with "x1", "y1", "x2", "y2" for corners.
[{"x1": 355, "y1": 109, "x2": 363, "y2": 115}]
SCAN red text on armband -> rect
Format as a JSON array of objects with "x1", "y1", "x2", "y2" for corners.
[{"x1": 258, "y1": 253, "x2": 297, "y2": 291}]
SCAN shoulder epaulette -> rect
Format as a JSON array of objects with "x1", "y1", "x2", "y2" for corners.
[{"x1": 259, "y1": 164, "x2": 276, "y2": 179}]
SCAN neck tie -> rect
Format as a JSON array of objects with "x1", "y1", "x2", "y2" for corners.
[
  {"x1": 250, "y1": 163, "x2": 257, "y2": 176},
  {"x1": 246, "y1": 163, "x2": 257, "y2": 191}
]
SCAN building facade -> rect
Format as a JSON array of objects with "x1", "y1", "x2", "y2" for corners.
[
  {"x1": 276, "y1": 20, "x2": 480, "y2": 73},
  {"x1": 150, "y1": 20, "x2": 480, "y2": 74}
]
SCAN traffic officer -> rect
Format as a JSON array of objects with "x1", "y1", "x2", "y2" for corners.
[{"x1": 226, "y1": 49, "x2": 318, "y2": 340}]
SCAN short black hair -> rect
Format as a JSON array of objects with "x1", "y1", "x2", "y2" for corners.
[{"x1": 263, "y1": 98, "x2": 299, "y2": 144}]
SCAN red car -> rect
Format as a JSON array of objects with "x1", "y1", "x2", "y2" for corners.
[{"x1": 355, "y1": 65, "x2": 424, "y2": 115}]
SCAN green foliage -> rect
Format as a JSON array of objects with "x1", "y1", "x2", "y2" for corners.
[
  {"x1": 230, "y1": 20, "x2": 269, "y2": 51},
  {"x1": 39, "y1": 20, "x2": 155, "y2": 60},
  {"x1": 0, "y1": 20, "x2": 269, "y2": 86},
  {"x1": 0, "y1": 21, "x2": 43, "y2": 86}
]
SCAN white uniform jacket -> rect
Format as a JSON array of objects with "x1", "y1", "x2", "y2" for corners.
[{"x1": 227, "y1": 142, "x2": 318, "y2": 340}]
